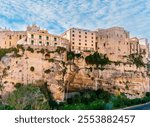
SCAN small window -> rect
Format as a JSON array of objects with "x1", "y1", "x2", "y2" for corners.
[
  {"x1": 54, "y1": 37, "x2": 57, "y2": 41},
  {"x1": 31, "y1": 34, "x2": 34, "y2": 38},
  {"x1": 85, "y1": 32, "x2": 87, "y2": 34},
  {"x1": 79, "y1": 31, "x2": 81, "y2": 34},
  {"x1": 79, "y1": 35, "x2": 81, "y2": 38},
  {"x1": 79, "y1": 43, "x2": 81, "y2": 45},
  {"x1": 79, "y1": 39, "x2": 81, "y2": 41},
  {"x1": 85, "y1": 43, "x2": 87, "y2": 46},
  {"x1": 72, "y1": 46, "x2": 74, "y2": 49},
  {"x1": 91, "y1": 37, "x2": 93, "y2": 39},
  {"x1": 72, "y1": 42, "x2": 75, "y2": 44},
  {"x1": 31, "y1": 40, "x2": 34, "y2": 45},
  {"x1": 39, "y1": 35, "x2": 42, "y2": 39},
  {"x1": 72, "y1": 34, "x2": 75, "y2": 37},
  {"x1": 19, "y1": 35, "x2": 22, "y2": 39},
  {"x1": 91, "y1": 44, "x2": 93, "y2": 46},
  {"x1": 39, "y1": 41, "x2": 42, "y2": 44},
  {"x1": 85, "y1": 40, "x2": 87, "y2": 42},
  {"x1": 72, "y1": 30, "x2": 74, "y2": 32},
  {"x1": 91, "y1": 33, "x2": 93, "y2": 35},
  {"x1": 85, "y1": 36, "x2": 87, "y2": 38},
  {"x1": 46, "y1": 36, "x2": 49, "y2": 40},
  {"x1": 104, "y1": 43, "x2": 106, "y2": 47},
  {"x1": 47, "y1": 42, "x2": 49, "y2": 45},
  {"x1": 9, "y1": 36, "x2": 12, "y2": 39}
]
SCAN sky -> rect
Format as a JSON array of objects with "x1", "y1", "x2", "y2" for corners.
[{"x1": 0, "y1": 0, "x2": 150, "y2": 40}]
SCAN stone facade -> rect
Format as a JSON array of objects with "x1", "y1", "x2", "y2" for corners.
[
  {"x1": 0, "y1": 29, "x2": 26, "y2": 48},
  {"x1": 61, "y1": 28, "x2": 97, "y2": 53}
]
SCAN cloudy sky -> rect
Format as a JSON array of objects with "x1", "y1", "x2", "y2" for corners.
[{"x1": 0, "y1": 0, "x2": 150, "y2": 40}]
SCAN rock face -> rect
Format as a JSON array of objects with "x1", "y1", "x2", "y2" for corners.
[{"x1": 0, "y1": 47, "x2": 149, "y2": 101}]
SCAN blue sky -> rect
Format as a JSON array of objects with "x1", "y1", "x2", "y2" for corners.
[{"x1": 0, "y1": 0, "x2": 150, "y2": 40}]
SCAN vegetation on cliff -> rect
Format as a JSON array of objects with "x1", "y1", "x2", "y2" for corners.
[
  {"x1": 59, "y1": 90, "x2": 150, "y2": 110},
  {"x1": 1, "y1": 85, "x2": 150, "y2": 110},
  {"x1": 85, "y1": 52, "x2": 110, "y2": 70},
  {"x1": 128, "y1": 53, "x2": 145, "y2": 68},
  {"x1": 0, "y1": 48, "x2": 19, "y2": 59}
]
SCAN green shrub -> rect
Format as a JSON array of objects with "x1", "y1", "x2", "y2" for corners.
[
  {"x1": 44, "y1": 69, "x2": 51, "y2": 74},
  {"x1": 3, "y1": 85, "x2": 50, "y2": 110},
  {"x1": 27, "y1": 47, "x2": 34, "y2": 53}
]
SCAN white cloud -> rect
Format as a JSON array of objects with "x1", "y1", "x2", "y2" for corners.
[{"x1": 0, "y1": 0, "x2": 150, "y2": 40}]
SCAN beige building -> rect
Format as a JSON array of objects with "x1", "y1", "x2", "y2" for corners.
[
  {"x1": 18, "y1": 25, "x2": 70, "y2": 49},
  {"x1": 61, "y1": 28, "x2": 97, "y2": 52},
  {"x1": 0, "y1": 28, "x2": 26, "y2": 49},
  {"x1": 96, "y1": 27, "x2": 131, "y2": 61}
]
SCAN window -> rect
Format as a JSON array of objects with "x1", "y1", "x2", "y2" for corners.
[
  {"x1": 85, "y1": 36, "x2": 87, "y2": 38},
  {"x1": 72, "y1": 46, "x2": 74, "y2": 49},
  {"x1": 85, "y1": 43, "x2": 87, "y2": 46},
  {"x1": 72, "y1": 38, "x2": 74, "y2": 40},
  {"x1": 91, "y1": 33, "x2": 93, "y2": 35},
  {"x1": 31, "y1": 40, "x2": 34, "y2": 45},
  {"x1": 79, "y1": 43, "x2": 81, "y2": 45},
  {"x1": 9, "y1": 41, "x2": 11, "y2": 46},
  {"x1": 91, "y1": 37, "x2": 93, "y2": 39},
  {"x1": 79, "y1": 35, "x2": 81, "y2": 38},
  {"x1": 79, "y1": 31, "x2": 81, "y2": 34},
  {"x1": 39, "y1": 35, "x2": 42, "y2": 39},
  {"x1": 72, "y1": 34, "x2": 75, "y2": 37},
  {"x1": 19, "y1": 35, "x2": 22, "y2": 39},
  {"x1": 72, "y1": 42, "x2": 75, "y2": 44},
  {"x1": 91, "y1": 41, "x2": 93, "y2": 43},
  {"x1": 79, "y1": 39, "x2": 81, "y2": 41},
  {"x1": 9, "y1": 36, "x2": 12, "y2": 39},
  {"x1": 85, "y1": 40, "x2": 87, "y2": 42},
  {"x1": 55, "y1": 43, "x2": 57, "y2": 45},
  {"x1": 91, "y1": 44, "x2": 93, "y2": 46},
  {"x1": 85, "y1": 32, "x2": 87, "y2": 34},
  {"x1": 39, "y1": 41, "x2": 42, "y2": 44},
  {"x1": 104, "y1": 43, "x2": 106, "y2": 47},
  {"x1": 46, "y1": 36, "x2": 49, "y2": 40},
  {"x1": 47, "y1": 42, "x2": 49, "y2": 45},
  {"x1": 31, "y1": 34, "x2": 34, "y2": 38},
  {"x1": 54, "y1": 37, "x2": 57, "y2": 41},
  {"x1": 72, "y1": 30, "x2": 74, "y2": 32}
]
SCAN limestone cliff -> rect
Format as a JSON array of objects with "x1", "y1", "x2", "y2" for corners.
[{"x1": 0, "y1": 46, "x2": 149, "y2": 101}]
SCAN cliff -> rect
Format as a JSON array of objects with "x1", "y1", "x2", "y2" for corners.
[{"x1": 0, "y1": 46, "x2": 149, "y2": 101}]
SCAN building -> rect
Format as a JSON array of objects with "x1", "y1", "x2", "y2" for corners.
[
  {"x1": 139, "y1": 38, "x2": 149, "y2": 63},
  {"x1": 17, "y1": 25, "x2": 70, "y2": 49},
  {"x1": 61, "y1": 28, "x2": 97, "y2": 52},
  {"x1": 0, "y1": 28, "x2": 26, "y2": 49},
  {"x1": 96, "y1": 27, "x2": 131, "y2": 62}
]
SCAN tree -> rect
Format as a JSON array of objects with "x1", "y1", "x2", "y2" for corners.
[
  {"x1": 67, "y1": 51, "x2": 75, "y2": 60},
  {"x1": 85, "y1": 52, "x2": 110, "y2": 70},
  {"x1": 128, "y1": 53, "x2": 145, "y2": 68},
  {"x1": 2, "y1": 85, "x2": 50, "y2": 110}
]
